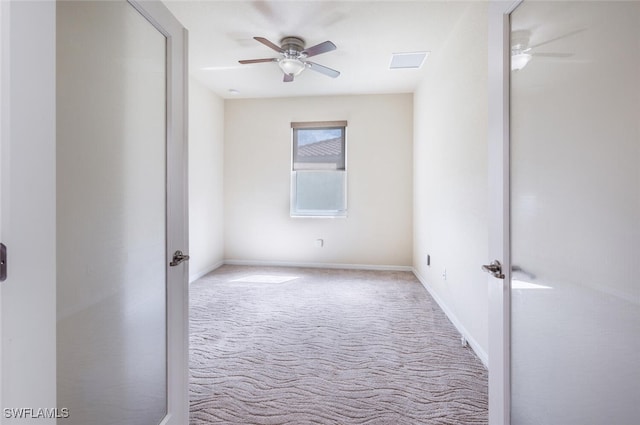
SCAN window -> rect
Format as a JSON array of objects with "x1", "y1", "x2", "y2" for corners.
[{"x1": 290, "y1": 121, "x2": 347, "y2": 217}]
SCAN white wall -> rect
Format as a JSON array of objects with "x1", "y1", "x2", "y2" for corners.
[
  {"x1": 413, "y1": 2, "x2": 489, "y2": 362},
  {"x1": 224, "y1": 94, "x2": 413, "y2": 268},
  {"x1": 188, "y1": 77, "x2": 224, "y2": 281}
]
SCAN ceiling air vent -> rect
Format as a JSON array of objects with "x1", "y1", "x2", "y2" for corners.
[{"x1": 389, "y1": 51, "x2": 429, "y2": 70}]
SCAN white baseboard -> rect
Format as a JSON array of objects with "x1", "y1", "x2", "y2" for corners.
[
  {"x1": 412, "y1": 268, "x2": 488, "y2": 368},
  {"x1": 189, "y1": 260, "x2": 224, "y2": 283},
  {"x1": 224, "y1": 259, "x2": 413, "y2": 272}
]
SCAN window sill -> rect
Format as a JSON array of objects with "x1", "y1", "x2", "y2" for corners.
[{"x1": 290, "y1": 212, "x2": 348, "y2": 219}]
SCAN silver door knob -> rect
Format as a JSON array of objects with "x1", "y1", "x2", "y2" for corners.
[
  {"x1": 482, "y1": 260, "x2": 505, "y2": 279},
  {"x1": 170, "y1": 250, "x2": 190, "y2": 267}
]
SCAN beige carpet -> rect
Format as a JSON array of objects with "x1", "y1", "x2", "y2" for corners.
[{"x1": 189, "y1": 265, "x2": 488, "y2": 425}]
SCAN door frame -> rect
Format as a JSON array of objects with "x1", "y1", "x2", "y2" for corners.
[
  {"x1": 487, "y1": 1, "x2": 522, "y2": 425},
  {"x1": 1, "y1": 0, "x2": 57, "y2": 420},
  {"x1": 127, "y1": 1, "x2": 189, "y2": 424},
  {"x1": 0, "y1": 0, "x2": 6, "y2": 413}
]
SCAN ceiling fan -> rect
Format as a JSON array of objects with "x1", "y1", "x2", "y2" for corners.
[
  {"x1": 511, "y1": 29, "x2": 577, "y2": 71},
  {"x1": 239, "y1": 36, "x2": 340, "y2": 82}
]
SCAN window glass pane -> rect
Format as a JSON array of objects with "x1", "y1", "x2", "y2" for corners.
[
  {"x1": 293, "y1": 127, "x2": 345, "y2": 170},
  {"x1": 291, "y1": 123, "x2": 347, "y2": 217},
  {"x1": 292, "y1": 171, "x2": 346, "y2": 216}
]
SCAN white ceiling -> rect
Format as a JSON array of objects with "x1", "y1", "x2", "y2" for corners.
[{"x1": 164, "y1": 1, "x2": 473, "y2": 99}]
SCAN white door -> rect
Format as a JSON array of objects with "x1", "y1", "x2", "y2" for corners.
[
  {"x1": 488, "y1": 1, "x2": 640, "y2": 424},
  {"x1": 56, "y1": 1, "x2": 188, "y2": 424}
]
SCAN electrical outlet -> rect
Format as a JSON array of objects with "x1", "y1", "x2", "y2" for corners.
[{"x1": 442, "y1": 268, "x2": 447, "y2": 281}]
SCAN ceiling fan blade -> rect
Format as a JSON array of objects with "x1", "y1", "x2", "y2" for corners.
[
  {"x1": 306, "y1": 61, "x2": 340, "y2": 78},
  {"x1": 250, "y1": 1, "x2": 276, "y2": 20},
  {"x1": 529, "y1": 28, "x2": 586, "y2": 49},
  {"x1": 302, "y1": 41, "x2": 336, "y2": 58},
  {"x1": 239, "y1": 58, "x2": 277, "y2": 64},
  {"x1": 283, "y1": 73, "x2": 294, "y2": 83},
  {"x1": 532, "y1": 52, "x2": 574, "y2": 58},
  {"x1": 254, "y1": 36, "x2": 283, "y2": 53}
]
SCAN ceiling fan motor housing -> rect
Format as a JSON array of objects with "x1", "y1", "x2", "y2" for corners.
[{"x1": 280, "y1": 36, "x2": 306, "y2": 57}]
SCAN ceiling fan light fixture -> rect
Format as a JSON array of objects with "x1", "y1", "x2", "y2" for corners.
[
  {"x1": 511, "y1": 52, "x2": 532, "y2": 71},
  {"x1": 278, "y1": 58, "x2": 306, "y2": 76}
]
